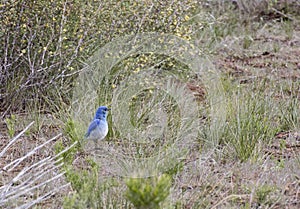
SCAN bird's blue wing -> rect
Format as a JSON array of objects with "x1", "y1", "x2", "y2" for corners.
[{"x1": 85, "y1": 119, "x2": 100, "y2": 138}]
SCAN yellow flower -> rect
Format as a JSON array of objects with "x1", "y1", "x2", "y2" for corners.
[{"x1": 184, "y1": 15, "x2": 190, "y2": 21}]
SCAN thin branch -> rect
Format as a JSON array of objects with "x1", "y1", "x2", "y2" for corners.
[
  {"x1": 211, "y1": 194, "x2": 250, "y2": 209},
  {"x1": 16, "y1": 183, "x2": 70, "y2": 209},
  {"x1": 1, "y1": 172, "x2": 66, "y2": 204},
  {"x1": 2, "y1": 133, "x2": 61, "y2": 171},
  {"x1": 0, "y1": 121, "x2": 34, "y2": 159}
]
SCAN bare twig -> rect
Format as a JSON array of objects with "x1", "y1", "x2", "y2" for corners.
[
  {"x1": 211, "y1": 194, "x2": 250, "y2": 209},
  {"x1": 16, "y1": 183, "x2": 70, "y2": 209},
  {"x1": 2, "y1": 133, "x2": 62, "y2": 171},
  {"x1": 0, "y1": 121, "x2": 34, "y2": 159},
  {"x1": 0, "y1": 122, "x2": 75, "y2": 208}
]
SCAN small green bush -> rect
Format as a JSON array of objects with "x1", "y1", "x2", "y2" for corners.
[{"x1": 125, "y1": 174, "x2": 172, "y2": 209}]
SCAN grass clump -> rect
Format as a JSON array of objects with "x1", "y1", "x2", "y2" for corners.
[
  {"x1": 125, "y1": 174, "x2": 172, "y2": 209},
  {"x1": 279, "y1": 97, "x2": 300, "y2": 131},
  {"x1": 254, "y1": 184, "x2": 277, "y2": 206},
  {"x1": 221, "y1": 81, "x2": 279, "y2": 162}
]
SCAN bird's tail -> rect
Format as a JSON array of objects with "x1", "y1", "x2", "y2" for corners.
[{"x1": 84, "y1": 132, "x2": 89, "y2": 138}]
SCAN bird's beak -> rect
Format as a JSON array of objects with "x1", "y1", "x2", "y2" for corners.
[{"x1": 107, "y1": 108, "x2": 111, "y2": 111}]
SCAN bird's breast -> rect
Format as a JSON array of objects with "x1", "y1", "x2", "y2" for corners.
[{"x1": 88, "y1": 121, "x2": 108, "y2": 141}]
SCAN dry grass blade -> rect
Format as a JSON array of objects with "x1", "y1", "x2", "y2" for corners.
[
  {"x1": 0, "y1": 123, "x2": 72, "y2": 208},
  {"x1": 0, "y1": 121, "x2": 34, "y2": 159},
  {"x1": 211, "y1": 194, "x2": 250, "y2": 209},
  {"x1": 2, "y1": 133, "x2": 62, "y2": 172},
  {"x1": 16, "y1": 183, "x2": 70, "y2": 209}
]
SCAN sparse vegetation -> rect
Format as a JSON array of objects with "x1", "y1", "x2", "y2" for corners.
[
  {"x1": 125, "y1": 174, "x2": 172, "y2": 209},
  {"x1": 5, "y1": 114, "x2": 16, "y2": 138},
  {"x1": 1, "y1": 0, "x2": 300, "y2": 208}
]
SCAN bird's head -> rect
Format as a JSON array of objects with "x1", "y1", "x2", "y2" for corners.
[{"x1": 94, "y1": 106, "x2": 110, "y2": 119}]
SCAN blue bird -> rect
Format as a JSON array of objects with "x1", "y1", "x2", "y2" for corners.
[{"x1": 85, "y1": 106, "x2": 110, "y2": 145}]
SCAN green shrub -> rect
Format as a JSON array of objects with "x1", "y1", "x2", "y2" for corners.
[{"x1": 125, "y1": 174, "x2": 172, "y2": 209}]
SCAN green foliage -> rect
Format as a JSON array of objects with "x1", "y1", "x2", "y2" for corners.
[
  {"x1": 125, "y1": 174, "x2": 172, "y2": 209},
  {"x1": 64, "y1": 119, "x2": 81, "y2": 144},
  {"x1": 222, "y1": 83, "x2": 279, "y2": 162},
  {"x1": 242, "y1": 35, "x2": 253, "y2": 49},
  {"x1": 163, "y1": 161, "x2": 184, "y2": 177},
  {"x1": 54, "y1": 140, "x2": 76, "y2": 166},
  {"x1": 255, "y1": 184, "x2": 276, "y2": 205},
  {"x1": 5, "y1": 114, "x2": 17, "y2": 138},
  {"x1": 279, "y1": 97, "x2": 299, "y2": 131},
  {"x1": 63, "y1": 157, "x2": 125, "y2": 209},
  {"x1": 54, "y1": 119, "x2": 82, "y2": 165},
  {"x1": 63, "y1": 162, "x2": 103, "y2": 209},
  {"x1": 65, "y1": 158, "x2": 99, "y2": 191}
]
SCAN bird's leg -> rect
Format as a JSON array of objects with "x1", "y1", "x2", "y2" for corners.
[{"x1": 93, "y1": 139, "x2": 98, "y2": 151}]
